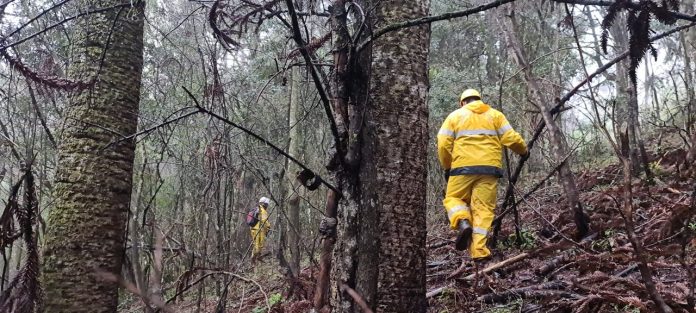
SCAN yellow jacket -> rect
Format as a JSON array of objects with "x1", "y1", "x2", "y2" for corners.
[
  {"x1": 251, "y1": 205, "x2": 270, "y2": 232},
  {"x1": 437, "y1": 100, "x2": 527, "y2": 177}
]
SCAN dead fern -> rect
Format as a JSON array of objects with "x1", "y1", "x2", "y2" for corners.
[
  {"x1": 0, "y1": 168, "x2": 42, "y2": 313},
  {"x1": 288, "y1": 32, "x2": 331, "y2": 59},
  {"x1": 209, "y1": 0, "x2": 282, "y2": 50},
  {"x1": 1, "y1": 49, "x2": 94, "y2": 91},
  {"x1": 600, "y1": 0, "x2": 680, "y2": 85}
]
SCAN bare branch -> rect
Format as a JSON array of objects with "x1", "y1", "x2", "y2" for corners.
[
  {"x1": 183, "y1": 87, "x2": 343, "y2": 195},
  {"x1": 356, "y1": 0, "x2": 518, "y2": 52},
  {"x1": 285, "y1": 0, "x2": 342, "y2": 148},
  {"x1": 340, "y1": 284, "x2": 374, "y2": 313}
]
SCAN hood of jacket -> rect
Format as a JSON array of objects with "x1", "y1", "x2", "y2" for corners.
[{"x1": 464, "y1": 100, "x2": 490, "y2": 114}]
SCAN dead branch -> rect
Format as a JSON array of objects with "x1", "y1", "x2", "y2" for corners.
[
  {"x1": 97, "y1": 271, "x2": 173, "y2": 313},
  {"x1": 462, "y1": 252, "x2": 530, "y2": 281},
  {"x1": 446, "y1": 252, "x2": 532, "y2": 282},
  {"x1": 284, "y1": 0, "x2": 341, "y2": 149},
  {"x1": 356, "y1": 0, "x2": 518, "y2": 52},
  {"x1": 497, "y1": 20, "x2": 696, "y2": 227},
  {"x1": 341, "y1": 284, "x2": 374, "y2": 313},
  {"x1": 182, "y1": 87, "x2": 342, "y2": 195}
]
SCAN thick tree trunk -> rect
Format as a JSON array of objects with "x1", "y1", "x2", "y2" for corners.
[
  {"x1": 41, "y1": 2, "x2": 145, "y2": 312},
  {"x1": 331, "y1": 0, "x2": 430, "y2": 312},
  {"x1": 499, "y1": 6, "x2": 589, "y2": 238}
]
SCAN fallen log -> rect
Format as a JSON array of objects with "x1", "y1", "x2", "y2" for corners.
[
  {"x1": 429, "y1": 252, "x2": 533, "y2": 298},
  {"x1": 427, "y1": 240, "x2": 454, "y2": 250},
  {"x1": 426, "y1": 285, "x2": 450, "y2": 299},
  {"x1": 462, "y1": 252, "x2": 530, "y2": 281},
  {"x1": 536, "y1": 254, "x2": 569, "y2": 277},
  {"x1": 534, "y1": 233, "x2": 598, "y2": 277}
]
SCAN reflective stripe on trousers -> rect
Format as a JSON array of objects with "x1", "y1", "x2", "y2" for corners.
[
  {"x1": 443, "y1": 174, "x2": 497, "y2": 259},
  {"x1": 447, "y1": 204, "x2": 470, "y2": 220}
]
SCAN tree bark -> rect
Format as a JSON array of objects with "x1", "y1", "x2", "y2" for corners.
[
  {"x1": 330, "y1": 0, "x2": 430, "y2": 312},
  {"x1": 41, "y1": 1, "x2": 145, "y2": 312},
  {"x1": 499, "y1": 5, "x2": 589, "y2": 238},
  {"x1": 287, "y1": 65, "x2": 303, "y2": 275}
]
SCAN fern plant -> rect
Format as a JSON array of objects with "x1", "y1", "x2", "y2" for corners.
[{"x1": 600, "y1": 0, "x2": 680, "y2": 85}]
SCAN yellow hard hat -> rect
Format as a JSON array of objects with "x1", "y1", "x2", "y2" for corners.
[{"x1": 459, "y1": 89, "x2": 481, "y2": 102}]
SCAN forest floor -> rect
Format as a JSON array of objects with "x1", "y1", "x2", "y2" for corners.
[
  {"x1": 422, "y1": 147, "x2": 696, "y2": 313},
  {"x1": 165, "y1": 147, "x2": 696, "y2": 313}
]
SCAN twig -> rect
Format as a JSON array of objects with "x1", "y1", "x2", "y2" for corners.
[
  {"x1": 218, "y1": 271, "x2": 271, "y2": 312},
  {"x1": 97, "y1": 271, "x2": 173, "y2": 313},
  {"x1": 0, "y1": 0, "x2": 72, "y2": 40},
  {"x1": 0, "y1": 2, "x2": 140, "y2": 51},
  {"x1": 284, "y1": 0, "x2": 341, "y2": 148},
  {"x1": 499, "y1": 21, "x2": 696, "y2": 217},
  {"x1": 356, "y1": 0, "x2": 518, "y2": 52},
  {"x1": 103, "y1": 107, "x2": 199, "y2": 149},
  {"x1": 183, "y1": 87, "x2": 342, "y2": 195},
  {"x1": 25, "y1": 81, "x2": 56, "y2": 147}
]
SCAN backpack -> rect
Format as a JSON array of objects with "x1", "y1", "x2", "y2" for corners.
[{"x1": 246, "y1": 207, "x2": 260, "y2": 227}]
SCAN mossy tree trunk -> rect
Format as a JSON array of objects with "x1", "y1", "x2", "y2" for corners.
[{"x1": 41, "y1": 1, "x2": 145, "y2": 312}]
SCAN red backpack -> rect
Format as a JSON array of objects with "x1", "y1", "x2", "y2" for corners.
[{"x1": 246, "y1": 207, "x2": 260, "y2": 227}]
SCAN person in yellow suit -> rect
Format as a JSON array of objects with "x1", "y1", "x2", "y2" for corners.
[
  {"x1": 250, "y1": 197, "x2": 271, "y2": 261},
  {"x1": 437, "y1": 89, "x2": 528, "y2": 260}
]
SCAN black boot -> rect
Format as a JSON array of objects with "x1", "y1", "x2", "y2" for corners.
[{"x1": 455, "y1": 219, "x2": 472, "y2": 251}]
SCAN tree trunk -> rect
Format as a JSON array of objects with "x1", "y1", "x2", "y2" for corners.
[
  {"x1": 682, "y1": 0, "x2": 696, "y2": 134},
  {"x1": 287, "y1": 65, "x2": 302, "y2": 275},
  {"x1": 330, "y1": 0, "x2": 430, "y2": 312},
  {"x1": 610, "y1": 13, "x2": 653, "y2": 179},
  {"x1": 41, "y1": 2, "x2": 145, "y2": 312},
  {"x1": 499, "y1": 5, "x2": 589, "y2": 238}
]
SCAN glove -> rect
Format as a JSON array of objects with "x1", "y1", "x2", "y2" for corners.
[{"x1": 444, "y1": 169, "x2": 450, "y2": 182}]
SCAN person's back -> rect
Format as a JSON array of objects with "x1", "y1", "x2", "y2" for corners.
[
  {"x1": 437, "y1": 89, "x2": 527, "y2": 261},
  {"x1": 438, "y1": 99, "x2": 526, "y2": 177},
  {"x1": 250, "y1": 197, "x2": 271, "y2": 261}
]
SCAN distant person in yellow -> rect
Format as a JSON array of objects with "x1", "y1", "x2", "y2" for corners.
[
  {"x1": 437, "y1": 89, "x2": 527, "y2": 260},
  {"x1": 249, "y1": 197, "x2": 271, "y2": 261}
]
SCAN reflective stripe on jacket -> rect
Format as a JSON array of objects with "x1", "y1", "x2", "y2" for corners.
[{"x1": 437, "y1": 100, "x2": 527, "y2": 176}]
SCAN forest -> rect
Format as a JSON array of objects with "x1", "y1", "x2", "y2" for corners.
[{"x1": 0, "y1": 0, "x2": 694, "y2": 312}]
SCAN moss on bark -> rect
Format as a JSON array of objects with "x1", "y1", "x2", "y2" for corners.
[{"x1": 41, "y1": 1, "x2": 145, "y2": 312}]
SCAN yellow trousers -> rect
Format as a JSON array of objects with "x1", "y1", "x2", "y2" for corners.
[
  {"x1": 250, "y1": 228, "x2": 267, "y2": 257},
  {"x1": 443, "y1": 174, "x2": 498, "y2": 259}
]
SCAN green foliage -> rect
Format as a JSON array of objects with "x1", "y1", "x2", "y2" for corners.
[
  {"x1": 611, "y1": 304, "x2": 640, "y2": 313},
  {"x1": 269, "y1": 293, "x2": 283, "y2": 306},
  {"x1": 502, "y1": 229, "x2": 537, "y2": 249},
  {"x1": 252, "y1": 293, "x2": 283, "y2": 313},
  {"x1": 688, "y1": 221, "x2": 696, "y2": 232},
  {"x1": 649, "y1": 161, "x2": 669, "y2": 177},
  {"x1": 592, "y1": 229, "x2": 617, "y2": 251}
]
